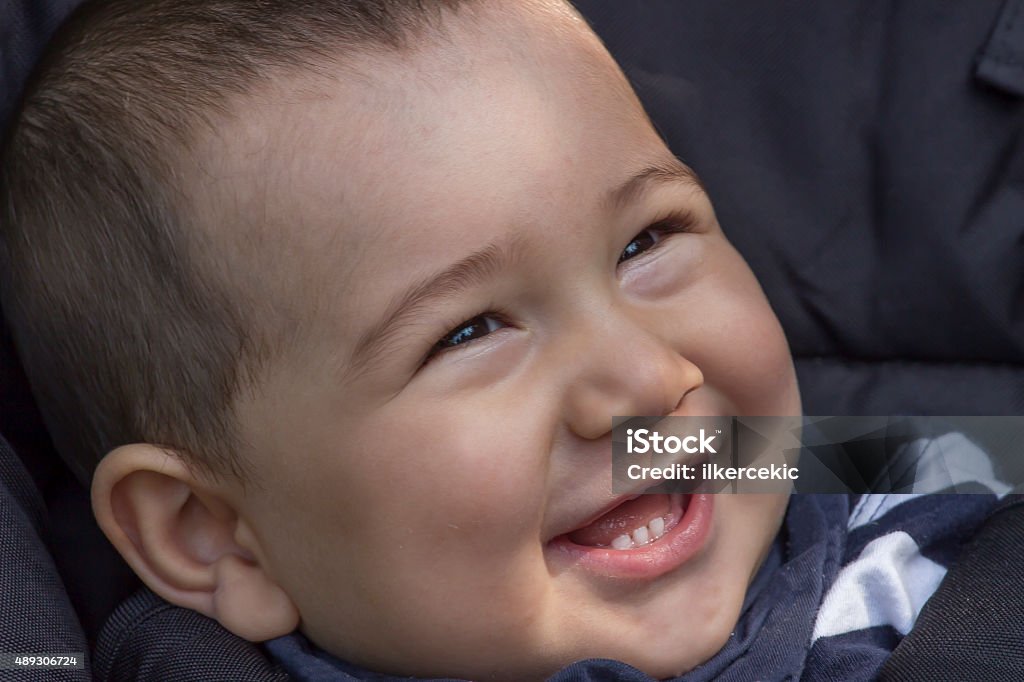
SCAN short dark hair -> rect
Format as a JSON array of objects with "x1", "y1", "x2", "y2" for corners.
[{"x1": 0, "y1": 0, "x2": 470, "y2": 486}]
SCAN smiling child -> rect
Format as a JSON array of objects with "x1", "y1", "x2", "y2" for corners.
[{"x1": 0, "y1": 1, "x2": 1006, "y2": 681}]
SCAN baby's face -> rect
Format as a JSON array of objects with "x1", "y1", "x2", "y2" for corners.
[{"x1": 205, "y1": 2, "x2": 800, "y2": 679}]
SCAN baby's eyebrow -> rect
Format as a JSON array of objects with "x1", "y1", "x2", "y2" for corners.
[
  {"x1": 605, "y1": 159, "x2": 704, "y2": 212},
  {"x1": 348, "y1": 236, "x2": 525, "y2": 370}
]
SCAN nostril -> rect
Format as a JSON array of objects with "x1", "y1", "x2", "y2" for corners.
[{"x1": 666, "y1": 359, "x2": 703, "y2": 416}]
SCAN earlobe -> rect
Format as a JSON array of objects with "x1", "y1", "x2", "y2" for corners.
[
  {"x1": 91, "y1": 444, "x2": 299, "y2": 641},
  {"x1": 211, "y1": 551, "x2": 301, "y2": 641}
]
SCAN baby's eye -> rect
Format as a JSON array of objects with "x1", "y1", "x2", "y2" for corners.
[
  {"x1": 618, "y1": 214, "x2": 699, "y2": 266},
  {"x1": 430, "y1": 314, "x2": 506, "y2": 357},
  {"x1": 618, "y1": 228, "x2": 661, "y2": 264}
]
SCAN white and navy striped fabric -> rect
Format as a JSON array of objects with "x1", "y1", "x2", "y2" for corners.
[
  {"x1": 801, "y1": 433, "x2": 1011, "y2": 680},
  {"x1": 264, "y1": 432, "x2": 1010, "y2": 682}
]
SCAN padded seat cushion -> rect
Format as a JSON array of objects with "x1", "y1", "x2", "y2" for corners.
[
  {"x1": 0, "y1": 433, "x2": 89, "y2": 680},
  {"x1": 576, "y1": 0, "x2": 1024, "y2": 416},
  {"x1": 94, "y1": 588, "x2": 289, "y2": 682}
]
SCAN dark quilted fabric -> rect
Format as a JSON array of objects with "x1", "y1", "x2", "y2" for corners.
[
  {"x1": 93, "y1": 588, "x2": 290, "y2": 682},
  {"x1": 576, "y1": 0, "x2": 1024, "y2": 417},
  {"x1": 0, "y1": 0, "x2": 83, "y2": 132},
  {"x1": 880, "y1": 496, "x2": 1024, "y2": 681},
  {"x1": 0, "y1": 433, "x2": 89, "y2": 681}
]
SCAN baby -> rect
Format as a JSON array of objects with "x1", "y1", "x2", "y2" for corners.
[{"x1": 0, "y1": 1, "x2": 1007, "y2": 680}]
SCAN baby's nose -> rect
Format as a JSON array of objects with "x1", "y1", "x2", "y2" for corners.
[{"x1": 562, "y1": 329, "x2": 703, "y2": 441}]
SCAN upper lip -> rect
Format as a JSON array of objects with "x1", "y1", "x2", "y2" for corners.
[
  {"x1": 546, "y1": 410, "x2": 722, "y2": 544},
  {"x1": 546, "y1": 492, "x2": 642, "y2": 543}
]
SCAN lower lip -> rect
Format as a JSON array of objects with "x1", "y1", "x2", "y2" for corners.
[{"x1": 546, "y1": 494, "x2": 714, "y2": 579}]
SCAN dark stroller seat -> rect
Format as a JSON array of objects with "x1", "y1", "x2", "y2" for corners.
[{"x1": 0, "y1": 426, "x2": 88, "y2": 682}]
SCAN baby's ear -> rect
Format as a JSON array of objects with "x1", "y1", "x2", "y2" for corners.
[{"x1": 91, "y1": 444, "x2": 299, "y2": 641}]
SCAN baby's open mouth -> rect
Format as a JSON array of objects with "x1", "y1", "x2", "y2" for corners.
[
  {"x1": 547, "y1": 492, "x2": 712, "y2": 579},
  {"x1": 566, "y1": 493, "x2": 687, "y2": 549}
]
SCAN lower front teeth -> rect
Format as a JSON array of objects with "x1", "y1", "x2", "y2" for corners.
[
  {"x1": 608, "y1": 515, "x2": 670, "y2": 550},
  {"x1": 610, "y1": 534, "x2": 633, "y2": 550}
]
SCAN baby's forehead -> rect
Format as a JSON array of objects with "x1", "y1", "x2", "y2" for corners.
[
  {"x1": 201, "y1": 2, "x2": 632, "y2": 167},
  {"x1": 186, "y1": 1, "x2": 653, "y2": 306}
]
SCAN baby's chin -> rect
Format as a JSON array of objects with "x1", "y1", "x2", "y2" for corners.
[
  {"x1": 602, "y1": 496, "x2": 787, "y2": 679},
  {"x1": 573, "y1": 600, "x2": 742, "y2": 681},
  {"x1": 548, "y1": 574, "x2": 750, "y2": 678}
]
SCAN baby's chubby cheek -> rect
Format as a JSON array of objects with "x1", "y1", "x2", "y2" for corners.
[
  {"x1": 692, "y1": 259, "x2": 801, "y2": 416},
  {"x1": 360, "y1": 410, "x2": 549, "y2": 531},
  {"x1": 278, "y1": 408, "x2": 554, "y2": 610},
  {"x1": 222, "y1": 392, "x2": 558, "y2": 676}
]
